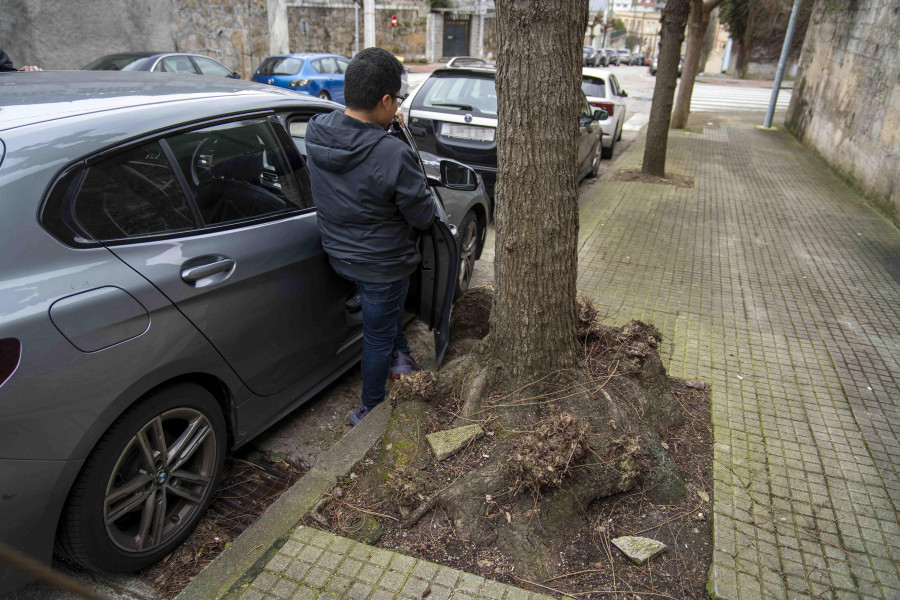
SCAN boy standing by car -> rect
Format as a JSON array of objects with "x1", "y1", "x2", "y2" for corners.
[{"x1": 305, "y1": 47, "x2": 436, "y2": 426}]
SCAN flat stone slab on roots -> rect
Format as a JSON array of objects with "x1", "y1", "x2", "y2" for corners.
[
  {"x1": 611, "y1": 536, "x2": 667, "y2": 565},
  {"x1": 426, "y1": 424, "x2": 485, "y2": 461}
]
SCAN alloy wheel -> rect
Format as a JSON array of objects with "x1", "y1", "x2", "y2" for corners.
[
  {"x1": 458, "y1": 218, "x2": 478, "y2": 294},
  {"x1": 103, "y1": 408, "x2": 217, "y2": 553}
]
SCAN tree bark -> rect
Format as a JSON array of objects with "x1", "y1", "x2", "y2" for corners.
[
  {"x1": 484, "y1": 0, "x2": 588, "y2": 382},
  {"x1": 641, "y1": 0, "x2": 692, "y2": 177},
  {"x1": 671, "y1": 0, "x2": 724, "y2": 129}
]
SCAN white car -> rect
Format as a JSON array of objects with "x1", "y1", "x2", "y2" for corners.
[{"x1": 581, "y1": 68, "x2": 628, "y2": 158}]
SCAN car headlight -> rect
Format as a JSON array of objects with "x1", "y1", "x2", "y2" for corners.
[{"x1": 290, "y1": 79, "x2": 310, "y2": 88}]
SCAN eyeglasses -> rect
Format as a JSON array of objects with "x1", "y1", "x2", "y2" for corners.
[{"x1": 389, "y1": 93, "x2": 408, "y2": 102}]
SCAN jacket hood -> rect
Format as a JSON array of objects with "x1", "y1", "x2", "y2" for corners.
[{"x1": 306, "y1": 111, "x2": 389, "y2": 174}]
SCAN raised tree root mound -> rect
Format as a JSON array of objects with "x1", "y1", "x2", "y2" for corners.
[{"x1": 306, "y1": 288, "x2": 713, "y2": 597}]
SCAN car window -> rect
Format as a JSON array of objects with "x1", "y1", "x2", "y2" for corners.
[
  {"x1": 158, "y1": 56, "x2": 198, "y2": 74},
  {"x1": 194, "y1": 56, "x2": 234, "y2": 77},
  {"x1": 165, "y1": 119, "x2": 304, "y2": 226},
  {"x1": 336, "y1": 58, "x2": 349, "y2": 74},
  {"x1": 581, "y1": 94, "x2": 592, "y2": 119},
  {"x1": 581, "y1": 77, "x2": 606, "y2": 98},
  {"x1": 323, "y1": 57, "x2": 341, "y2": 74},
  {"x1": 257, "y1": 57, "x2": 304, "y2": 76},
  {"x1": 311, "y1": 59, "x2": 323, "y2": 73},
  {"x1": 74, "y1": 142, "x2": 196, "y2": 240},
  {"x1": 610, "y1": 75, "x2": 620, "y2": 96},
  {"x1": 419, "y1": 75, "x2": 497, "y2": 117}
]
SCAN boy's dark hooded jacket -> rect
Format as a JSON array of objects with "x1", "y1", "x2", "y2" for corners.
[{"x1": 305, "y1": 111, "x2": 436, "y2": 283}]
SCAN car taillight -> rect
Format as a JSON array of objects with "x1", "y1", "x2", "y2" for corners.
[
  {"x1": 0, "y1": 338, "x2": 21, "y2": 387},
  {"x1": 290, "y1": 79, "x2": 311, "y2": 88},
  {"x1": 590, "y1": 101, "x2": 614, "y2": 117}
]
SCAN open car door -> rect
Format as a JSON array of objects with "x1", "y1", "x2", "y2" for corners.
[{"x1": 407, "y1": 217, "x2": 458, "y2": 366}]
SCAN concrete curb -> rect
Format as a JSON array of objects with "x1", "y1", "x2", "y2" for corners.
[{"x1": 175, "y1": 401, "x2": 392, "y2": 600}]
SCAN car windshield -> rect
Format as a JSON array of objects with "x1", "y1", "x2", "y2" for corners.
[
  {"x1": 581, "y1": 78, "x2": 606, "y2": 98},
  {"x1": 421, "y1": 75, "x2": 497, "y2": 116},
  {"x1": 83, "y1": 55, "x2": 147, "y2": 70},
  {"x1": 257, "y1": 57, "x2": 304, "y2": 76}
]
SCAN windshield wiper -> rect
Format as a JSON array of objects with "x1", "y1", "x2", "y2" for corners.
[{"x1": 431, "y1": 102, "x2": 474, "y2": 111}]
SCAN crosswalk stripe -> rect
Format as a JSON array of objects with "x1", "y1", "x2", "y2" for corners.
[{"x1": 687, "y1": 83, "x2": 793, "y2": 112}]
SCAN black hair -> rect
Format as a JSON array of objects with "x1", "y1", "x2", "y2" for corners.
[{"x1": 344, "y1": 47, "x2": 403, "y2": 110}]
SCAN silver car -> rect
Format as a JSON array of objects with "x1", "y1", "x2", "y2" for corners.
[{"x1": 0, "y1": 71, "x2": 470, "y2": 592}]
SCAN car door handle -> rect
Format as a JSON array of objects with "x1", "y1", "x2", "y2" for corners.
[{"x1": 181, "y1": 259, "x2": 236, "y2": 283}]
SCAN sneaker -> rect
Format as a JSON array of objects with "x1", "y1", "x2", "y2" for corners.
[
  {"x1": 348, "y1": 404, "x2": 369, "y2": 426},
  {"x1": 390, "y1": 350, "x2": 419, "y2": 380}
]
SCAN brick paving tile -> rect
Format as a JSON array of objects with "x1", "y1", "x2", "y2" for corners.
[
  {"x1": 576, "y1": 118, "x2": 900, "y2": 599},
  {"x1": 238, "y1": 527, "x2": 556, "y2": 600}
]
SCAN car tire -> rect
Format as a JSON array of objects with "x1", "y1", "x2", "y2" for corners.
[
  {"x1": 588, "y1": 140, "x2": 602, "y2": 177},
  {"x1": 318, "y1": 90, "x2": 331, "y2": 100},
  {"x1": 57, "y1": 383, "x2": 226, "y2": 572},
  {"x1": 601, "y1": 138, "x2": 615, "y2": 160},
  {"x1": 616, "y1": 122, "x2": 623, "y2": 142},
  {"x1": 454, "y1": 210, "x2": 480, "y2": 300}
]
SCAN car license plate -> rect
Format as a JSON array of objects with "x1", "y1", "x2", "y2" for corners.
[{"x1": 441, "y1": 123, "x2": 495, "y2": 142}]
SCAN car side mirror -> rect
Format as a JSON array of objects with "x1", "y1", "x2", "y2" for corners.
[
  {"x1": 232, "y1": 72, "x2": 241, "y2": 79},
  {"x1": 439, "y1": 160, "x2": 478, "y2": 191},
  {"x1": 593, "y1": 109, "x2": 608, "y2": 121},
  {"x1": 620, "y1": 90, "x2": 627, "y2": 97}
]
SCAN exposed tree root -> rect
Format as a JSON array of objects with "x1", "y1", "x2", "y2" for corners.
[{"x1": 367, "y1": 291, "x2": 686, "y2": 580}]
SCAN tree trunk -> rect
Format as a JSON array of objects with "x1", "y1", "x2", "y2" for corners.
[
  {"x1": 641, "y1": 0, "x2": 692, "y2": 177},
  {"x1": 671, "y1": 0, "x2": 723, "y2": 129},
  {"x1": 735, "y1": 4, "x2": 755, "y2": 77},
  {"x1": 484, "y1": 0, "x2": 588, "y2": 382}
]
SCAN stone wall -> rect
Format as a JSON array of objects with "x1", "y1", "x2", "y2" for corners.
[
  {"x1": 287, "y1": 5, "x2": 427, "y2": 60},
  {"x1": 786, "y1": 0, "x2": 900, "y2": 225},
  {"x1": 0, "y1": 0, "x2": 272, "y2": 79},
  {"x1": 172, "y1": 0, "x2": 272, "y2": 79},
  {"x1": 0, "y1": 0, "x2": 175, "y2": 70}
]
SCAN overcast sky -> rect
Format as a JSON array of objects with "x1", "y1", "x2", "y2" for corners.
[{"x1": 590, "y1": 0, "x2": 608, "y2": 12}]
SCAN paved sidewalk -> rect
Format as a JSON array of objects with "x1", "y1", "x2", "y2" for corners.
[
  {"x1": 577, "y1": 116, "x2": 900, "y2": 599},
  {"x1": 235, "y1": 527, "x2": 553, "y2": 600}
]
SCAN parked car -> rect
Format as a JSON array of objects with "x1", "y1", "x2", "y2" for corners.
[
  {"x1": 631, "y1": 52, "x2": 646, "y2": 66},
  {"x1": 582, "y1": 68, "x2": 628, "y2": 159},
  {"x1": 252, "y1": 53, "x2": 350, "y2": 102},
  {"x1": 617, "y1": 49, "x2": 633, "y2": 66},
  {"x1": 649, "y1": 54, "x2": 684, "y2": 77},
  {"x1": 583, "y1": 46, "x2": 605, "y2": 67},
  {"x1": 604, "y1": 48, "x2": 619, "y2": 66},
  {"x1": 399, "y1": 65, "x2": 605, "y2": 206},
  {"x1": 0, "y1": 70, "x2": 477, "y2": 593},
  {"x1": 83, "y1": 52, "x2": 240, "y2": 78}
]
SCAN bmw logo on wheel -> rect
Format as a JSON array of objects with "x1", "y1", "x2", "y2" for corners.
[{"x1": 464, "y1": 114, "x2": 473, "y2": 123}]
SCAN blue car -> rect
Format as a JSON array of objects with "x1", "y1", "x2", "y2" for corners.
[{"x1": 252, "y1": 53, "x2": 349, "y2": 103}]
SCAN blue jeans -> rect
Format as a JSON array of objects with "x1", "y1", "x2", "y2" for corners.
[{"x1": 357, "y1": 277, "x2": 411, "y2": 411}]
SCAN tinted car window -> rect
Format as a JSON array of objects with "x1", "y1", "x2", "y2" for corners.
[
  {"x1": 83, "y1": 55, "x2": 146, "y2": 71},
  {"x1": 165, "y1": 119, "x2": 303, "y2": 226},
  {"x1": 336, "y1": 58, "x2": 349, "y2": 73},
  {"x1": 194, "y1": 56, "x2": 233, "y2": 77},
  {"x1": 158, "y1": 56, "x2": 197, "y2": 74},
  {"x1": 582, "y1": 77, "x2": 606, "y2": 98},
  {"x1": 257, "y1": 57, "x2": 303, "y2": 76},
  {"x1": 74, "y1": 142, "x2": 195, "y2": 240},
  {"x1": 310, "y1": 59, "x2": 324, "y2": 73},
  {"x1": 420, "y1": 76, "x2": 497, "y2": 117}
]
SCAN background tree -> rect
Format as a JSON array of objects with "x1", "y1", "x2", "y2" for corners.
[
  {"x1": 671, "y1": 0, "x2": 726, "y2": 130},
  {"x1": 641, "y1": 0, "x2": 692, "y2": 177},
  {"x1": 720, "y1": 0, "x2": 811, "y2": 77}
]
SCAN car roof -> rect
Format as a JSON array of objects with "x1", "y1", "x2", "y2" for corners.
[
  {"x1": 0, "y1": 71, "x2": 327, "y2": 132},
  {"x1": 431, "y1": 65, "x2": 496, "y2": 77},
  {"x1": 582, "y1": 67, "x2": 614, "y2": 79},
  {"x1": 265, "y1": 53, "x2": 346, "y2": 60}
]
